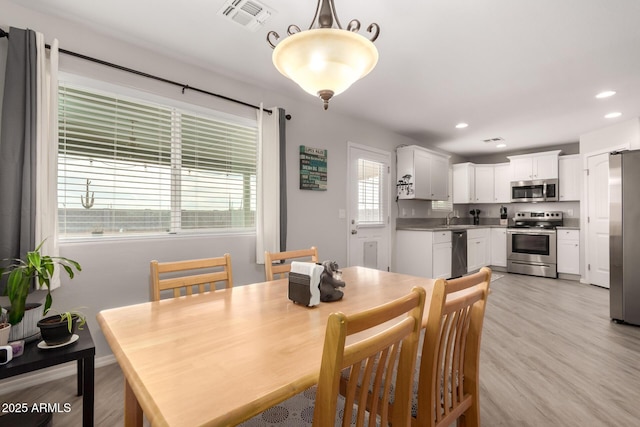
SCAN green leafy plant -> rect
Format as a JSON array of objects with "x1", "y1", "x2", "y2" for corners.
[
  {"x1": 0, "y1": 240, "x2": 81, "y2": 325},
  {"x1": 59, "y1": 310, "x2": 87, "y2": 333}
]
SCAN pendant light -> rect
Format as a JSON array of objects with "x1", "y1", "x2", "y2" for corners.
[{"x1": 267, "y1": 0, "x2": 380, "y2": 110}]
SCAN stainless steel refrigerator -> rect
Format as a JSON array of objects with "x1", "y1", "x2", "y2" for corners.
[{"x1": 610, "y1": 150, "x2": 640, "y2": 325}]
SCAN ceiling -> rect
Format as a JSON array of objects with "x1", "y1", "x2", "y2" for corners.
[{"x1": 12, "y1": 0, "x2": 640, "y2": 156}]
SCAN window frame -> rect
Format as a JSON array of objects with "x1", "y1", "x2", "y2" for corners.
[{"x1": 57, "y1": 74, "x2": 259, "y2": 242}]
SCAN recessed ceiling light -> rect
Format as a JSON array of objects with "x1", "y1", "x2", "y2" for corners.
[
  {"x1": 596, "y1": 90, "x2": 616, "y2": 99},
  {"x1": 605, "y1": 112, "x2": 622, "y2": 119},
  {"x1": 455, "y1": 123, "x2": 468, "y2": 129},
  {"x1": 496, "y1": 143, "x2": 507, "y2": 148}
]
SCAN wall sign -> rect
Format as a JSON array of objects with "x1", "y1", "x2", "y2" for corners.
[{"x1": 299, "y1": 145, "x2": 327, "y2": 191}]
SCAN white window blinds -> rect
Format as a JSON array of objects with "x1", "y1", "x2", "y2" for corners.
[
  {"x1": 357, "y1": 159, "x2": 386, "y2": 225},
  {"x1": 57, "y1": 83, "x2": 258, "y2": 238}
]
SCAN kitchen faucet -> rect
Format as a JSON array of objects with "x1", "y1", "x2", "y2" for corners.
[{"x1": 446, "y1": 211, "x2": 460, "y2": 226}]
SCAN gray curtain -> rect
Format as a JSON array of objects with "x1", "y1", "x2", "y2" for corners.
[
  {"x1": 0, "y1": 27, "x2": 37, "y2": 292},
  {"x1": 278, "y1": 108, "x2": 287, "y2": 252}
]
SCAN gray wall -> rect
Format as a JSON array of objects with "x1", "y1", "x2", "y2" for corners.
[{"x1": 0, "y1": 1, "x2": 421, "y2": 357}]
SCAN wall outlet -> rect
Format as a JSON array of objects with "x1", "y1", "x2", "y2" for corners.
[
  {"x1": 402, "y1": 208, "x2": 407, "y2": 217},
  {"x1": 338, "y1": 209, "x2": 346, "y2": 219},
  {"x1": 411, "y1": 208, "x2": 416, "y2": 216},
  {"x1": 567, "y1": 209, "x2": 573, "y2": 216}
]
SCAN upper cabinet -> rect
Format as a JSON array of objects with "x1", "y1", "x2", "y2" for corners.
[
  {"x1": 452, "y1": 163, "x2": 475, "y2": 204},
  {"x1": 508, "y1": 150, "x2": 561, "y2": 181},
  {"x1": 453, "y1": 163, "x2": 510, "y2": 204},
  {"x1": 493, "y1": 163, "x2": 511, "y2": 203},
  {"x1": 474, "y1": 165, "x2": 495, "y2": 203},
  {"x1": 559, "y1": 154, "x2": 582, "y2": 201},
  {"x1": 396, "y1": 145, "x2": 450, "y2": 200}
]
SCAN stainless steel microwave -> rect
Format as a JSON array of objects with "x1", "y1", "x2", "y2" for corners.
[{"x1": 510, "y1": 179, "x2": 558, "y2": 202}]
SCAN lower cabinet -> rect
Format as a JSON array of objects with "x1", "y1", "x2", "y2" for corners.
[
  {"x1": 432, "y1": 231, "x2": 452, "y2": 279},
  {"x1": 557, "y1": 229, "x2": 580, "y2": 274},
  {"x1": 467, "y1": 228, "x2": 490, "y2": 273},
  {"x1": 490, "y1": 228, "x2": 507, "y2": 268},
  {"x1": 396, "y1": 230, "x2": 451, "y2": 279},
  {"x1": 398, "y1": 228, "x2": 501, "y2": 277}
]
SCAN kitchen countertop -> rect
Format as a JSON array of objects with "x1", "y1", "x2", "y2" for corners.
[
  {"x1": 397, "y1": 224, "x2": 508, "y2": 231},
  {"x1": 556, "y1": 226, "x2": 580, "y2": 230}
]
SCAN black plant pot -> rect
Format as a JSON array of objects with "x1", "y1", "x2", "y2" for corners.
[{"x1": 37, "y1": 314, "x2": 78, "y2": 346}]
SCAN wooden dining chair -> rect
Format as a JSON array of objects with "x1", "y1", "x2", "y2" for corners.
[
  {"x1": 239, "y1": 286, "x2": 426, "y2": 426},
  {"x1": 413, "y1": 266, "x2": 491, "y2": 427},
  {"x1": 150, "y1": 254, "x2": 233, "y2": 301},
  {"x1": 264, "y1": 246, "x2": 319, "y2": 281}
]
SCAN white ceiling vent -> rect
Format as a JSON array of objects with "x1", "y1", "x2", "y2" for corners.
[
  {"x1": 483, "y1": 137, "x2": 505, "y2": 143},
  {"x1": 218, "y1": 0, "x2": 274, "y2": 32}
]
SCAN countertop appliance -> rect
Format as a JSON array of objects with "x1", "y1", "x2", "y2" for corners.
[
  {"x1": 510, "y1": 179, "x2": 559, "y2": 203},
  {"x1": 610, "y1": 150, "x2": 640, "y2": 325},
  {"x1": 451, "y1": 230, "x2": 467, "y2": 279},
  {"x1": 507, "y1": 211, "x2": 563, "y2": 278}
]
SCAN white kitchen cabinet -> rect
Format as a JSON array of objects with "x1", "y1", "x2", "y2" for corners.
[
  {"x1": 452, "y1": 163, "x2": 475, "y2": 203},
  {"x1": 474, "y1": 165, "x2": 494, "y2": 203},
  {"x1": 490, "y1": 227, "x2": 507, "y2": 267},
  {"x1": 467, "y1": 228, "x2": 490, "y2": 273},
  {"x1": 557, "y1": 229, "x2": 580, "y2": 275},
  {"x1": 396, "y1": 230, "x2": 452, "y2": 279},
  {"x1": 454, "y1": 163, "x2": 510, "y2": 204},
  {"x1": 559, "y1": 155, "x2": 582, "y2": 201},
  {"x1": 432, "y1": 231, "x2": 452, "y2": 279},
  {"x1": 430, "y1": 154, "x2": 450, "y2": 200},
  {"x1": 493, "y1": 163, "x2": 511, "y2": 203},
  {"x1": 508, "y1": 150, "x2": 561, "y2": 181},
  {"x1": 396, "y1": 145, "x2": 450, "y2": 200}
]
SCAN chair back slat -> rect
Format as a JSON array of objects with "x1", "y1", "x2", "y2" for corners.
[
  {"x1": 314, "y1": 287, "x2": 426, "y2": 427},
  {"x1": 264, "y1": 247, "x2": 318, "y2": 281},
  {"x1": 417, "y1": 267, "x2": 491, "y2": 427},
  {"x1": 150, "y1": 254, "x2": 233, "y2": 301}
]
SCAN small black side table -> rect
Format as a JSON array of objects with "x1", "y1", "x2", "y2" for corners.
[{"x1": 0, "y1": 325, "x2": 95, "y2": 426}]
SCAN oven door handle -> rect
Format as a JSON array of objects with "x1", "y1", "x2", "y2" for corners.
[{"x1": 507, "y1": 230, "x2": 556, "y2": 236}]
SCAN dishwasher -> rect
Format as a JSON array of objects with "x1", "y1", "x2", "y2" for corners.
[{"x1": 451, "y1": 230, "x2": 467, "y2": 278}]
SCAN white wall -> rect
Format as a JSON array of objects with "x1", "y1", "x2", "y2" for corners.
[
  {"x1": 0, "y1": 1, "x2": 421, "y2": 357},
  {"x1": 580, "y1": 118, "x2": 640, "y2": 153}
]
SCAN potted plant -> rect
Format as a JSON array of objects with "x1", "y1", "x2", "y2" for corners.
[
  {"x1": 0, "y1": 240, "x2": 81, "y2": 340},
  {"x1": 37, "y1": 309, "x2": 86, "y2": 346},
  {"x1": 0, "y1": 311, "x2": 10, "y2": 346}
]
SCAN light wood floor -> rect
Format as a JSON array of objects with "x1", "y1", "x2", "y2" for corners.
[{"x1": 2, "y1": 273, "x2": 640, "y2": 426}]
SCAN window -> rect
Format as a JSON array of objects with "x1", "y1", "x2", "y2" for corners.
[
  {"x1": 357, "y1": 159, "x2": 387, "y2": 225},
  {"x1": 57, "y1": 83, "x2": 258, "y2": 239},
  {"x1": 431, "y1": 200, "x2": 453, "y2": 211}
]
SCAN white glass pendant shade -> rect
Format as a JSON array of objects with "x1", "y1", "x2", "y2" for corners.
[{"x1": 272, "y1": 28, "x2": 378, "y2": 103}]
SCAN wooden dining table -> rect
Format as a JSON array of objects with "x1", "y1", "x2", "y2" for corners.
[{"x1": 97, "y1": 266, "x2": 436, "y2": 427}]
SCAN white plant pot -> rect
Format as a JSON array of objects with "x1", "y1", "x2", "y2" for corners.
[
  {"x1": 0, "y1": 324, "x2": 10, "y2": 346},
  {"x1": 8, "y1": 303, "x2": 43, "y2": 343}
]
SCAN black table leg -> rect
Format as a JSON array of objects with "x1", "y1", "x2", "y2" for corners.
[
  {"x1": 82, "y1": 356, "x2": 95, "y2": 427},
  {"x1": 77, "y1": 358, "x2": 84, "y2": 396}
]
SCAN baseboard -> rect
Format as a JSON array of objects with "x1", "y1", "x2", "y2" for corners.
[
  {"x1": 558, "y1": 273, "x2": 581, "y2": 281},
  {"x1": 0, "y1": 354, "x2": 117, "y2": 395}
]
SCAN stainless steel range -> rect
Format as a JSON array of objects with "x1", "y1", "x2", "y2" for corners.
[{"x1": 507, "y1": 211, "x2": 563, "y2": 278}]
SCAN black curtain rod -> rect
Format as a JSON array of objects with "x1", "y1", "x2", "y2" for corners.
[
  {"x1": 0, "y1": 28, "x2": 290, "y2": 119},
  {"x1": 51, "y1": 45, "x2": 274, "y2": 116}
]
